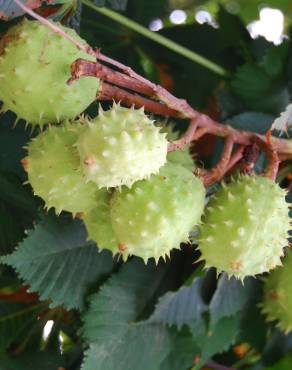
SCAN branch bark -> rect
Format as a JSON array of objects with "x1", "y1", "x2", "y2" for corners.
[
  {"x1": 252, "y1": 135, "x2": 279, "y2": 181},
  {"x1": 202, "y1": 136, "x2": 234, "y2": 186},
  {"x1": 98, "y1": 82, "x2": 178, "y2": 117}
]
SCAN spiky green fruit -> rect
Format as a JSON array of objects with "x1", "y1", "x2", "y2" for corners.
[
  {"x1": 167, "y1": 148, "x2": 194, "y2": 171},
  {"x1": 82, "y1": 190, "x2": 119, "y2": 252},
  {"x1": 262, "y1": 251, "x2": 292, "y2": 333},
  {"x1": 0, "y1": 19, "x2": 99, "y2": 126},
  {"x1": 161, "y1": 123, "x2": 194, "y2": 171},
  {"x1": 76, "y1": 104, "x2": 168, "y2": 188},
  {"x1": 199, "y1": 176, "x2": 290, "y2": 280},
  {"x1": 110, "y1": 163, "x2": 206, "y2": 262},
  {"x1": 26, "y1": 123, "x2": 97, "y2": 214}
]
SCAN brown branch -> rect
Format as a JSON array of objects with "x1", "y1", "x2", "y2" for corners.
[
  {"x1": 98, "y1": 82, "x2": 178, "y2": 117},
  {"x1": 225, "y1": 145, "x2": 245, "y2": 173},
  {"x1": 68, "y1": 59, "x2": 156, "y2": 98},
  {"x1": 236, "y1": 143, "x2": 260, "y2": 175},
  {"x1": 174, "y1": 117, "x2": 292, "y2": 157},
  {"x1": 68, "y1": 58, "x2": 292, "y2": 160},
  {"x1": 252, "y1": 135, "x2": 279, "y2": 181},
  {"x1": 168, "y1": 119, "x2": 198, "y2": 152},
  {"x1": 79, "y1": 54, "x2": 198, "y2": 119},
  {"x1": 202, "y1": 136, "x2": 234, "y2": 186}
]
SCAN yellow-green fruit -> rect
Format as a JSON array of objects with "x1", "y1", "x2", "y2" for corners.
[
  {"x1": 76, "y1": 104, "x2": 168, "y2": 188},
  {"x1": 167, "y1": 149, "x2": 194, "y2": 171},
  {"x1": 0, "y1": 19, "x2": 99, "y2": 126},
  {"x1": 262, "y1": 251, "x2": 292, "y2": 333},
  {"x1": 26, "y1": 123, "x2": 97, "y2": 214},
  {"x1": 199, "y1": 176, "x2": 290, "y2": 280},
  {"x1": 161, "y1": 124, "x2": 194, "y2": 171},
  {"x1": 110, "y1": 163, "x2": 206, "y2": 262},
  {"x1": 82, "y1": 190, "x2": 119, "y2": 253}
]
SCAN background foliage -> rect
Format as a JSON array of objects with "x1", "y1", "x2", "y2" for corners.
[{"x1": 0, "y1": 0, "x2": 292, "y2": 369}]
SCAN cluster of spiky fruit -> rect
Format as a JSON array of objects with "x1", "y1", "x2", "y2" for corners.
[
  {"x1": 0, "y1": 18, "x2": 205, "y2": 263},
  {"x1": 24, "y1": 102, "x2": 206, "y2": 262},
  {"x1": 3, "y1": 19, "x2": 290, "y2": 277},
  {"x1": 82, "y1": 163, "x2": 205, "y2": 261},
  {"x1": 25, "y1": 103, "x2": 168, "y2": 208}
]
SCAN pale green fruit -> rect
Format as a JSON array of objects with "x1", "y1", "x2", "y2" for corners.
[
  {"x1": 199, "y1": 175, "x2": 290, "y2": 280},
  {"x1": 161, "y1": 123, "x2": 194, "y2": 171},
  {"x1": 26, "y1": 123, "x2": 97, "y2": 214},
  {"x1": 167, "y1": 148, "x2": 194, "y2": 171},
  {"x1": 262, "y1": 251, "x2": 292, "y2": 333},
  {"x1": 76, "y1": 104, "x2": 168, "y2": 188},
  {"x1": 110, "y1": 163, "x2": 206, "y2": 262},
  {"x1": 0, "y1": 18, "x2": 99, "y2": 126},
  {"x1": 82, "y1": 190, "x2": 119, "y2": 253}
]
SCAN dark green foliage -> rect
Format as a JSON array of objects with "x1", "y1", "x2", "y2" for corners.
[
  {"x1": 0, "y1": 351, "x2": 64, "y2": 370},
  {"x1": 0, "y1": 2, "x2": 292, "y2": 369},
  {"x1": 149, "y1": 276, "x2": 207, "y2": 328},
  {"x1": 82, "y1": 259, "x2": 173, "y2": 370},
  {"x1": 0, "y1": 300, "x2": 45, "y2": 351},
  {"x1": 1, "y1": 215, "x2": 114, "y2": 309},
  {"x1": 94, "y1": 0, "x2": 128, "y2": 11}
]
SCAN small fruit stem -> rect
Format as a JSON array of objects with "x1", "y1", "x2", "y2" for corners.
[
  {"x1": 167, "y1": 119, "x2": 198, "y2": 152},
  {"x1": 202, "y1": 136, "x2": 234, "y2": 186},
  {"x1": 252, "y1": 135, "x2": 279, "y2": 181},
  {"x1": 225, "y1": 145, "x2": 245, "y2": 173}
]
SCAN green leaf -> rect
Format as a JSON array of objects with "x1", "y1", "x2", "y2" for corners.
[
  {"x1": 209, "y1": 274, "x2": 254, "y2": 325},
  {"x1": 82, "y1": 259, "x2": 173, "y2": 370},
  {"x1": 149, "y1": 277, "x2": 207, "y2": 329},
  {"x1": 93, "y1": 0, "x2": 128, "y2": 11},
  {"x1": 1, "y1": 215, "x2": 114, "y2": 310},
  {"x1": 217, "y1": 5, "x2": 251, "y2": 48},
  {"x1": 190, "y1": 314, "x2": 240, "y2": 364},
  {"x1": 262, "y1": 42, "x2": 289, "y2": 79},
  {"x1": 230, "y1": 62, "x2": 290, "y2": 114},
  {"x1": 239, "y1": 301, "x2": 267, "y2": 351},
  {"x1": 200, "y1": 315, "x2": 240, "y2": 360},
  {"x1": 161, "y1": 328, "x2": 200, "y2": 370},
  {"x1": 228, "y1": 112, "x2": 274, "y2": 134},
  {"x1": 264, "y1": 356, "x2": 292, "y2": 370},
  {"x1": 231, "y1": 64, "x2": 272, "y2": 101},
  {"x1": 0, "y1": 300, "x2": 45, "y2": 351},
  {"x1": 83, "y1": 324, "x2": 171, "y2": 370},
  {"x1": 0, "y1": 351, "x2": 64, "y2": 370},
  {"x1": 83, "y1": 258, "x2": 170, "y2": 342}
]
